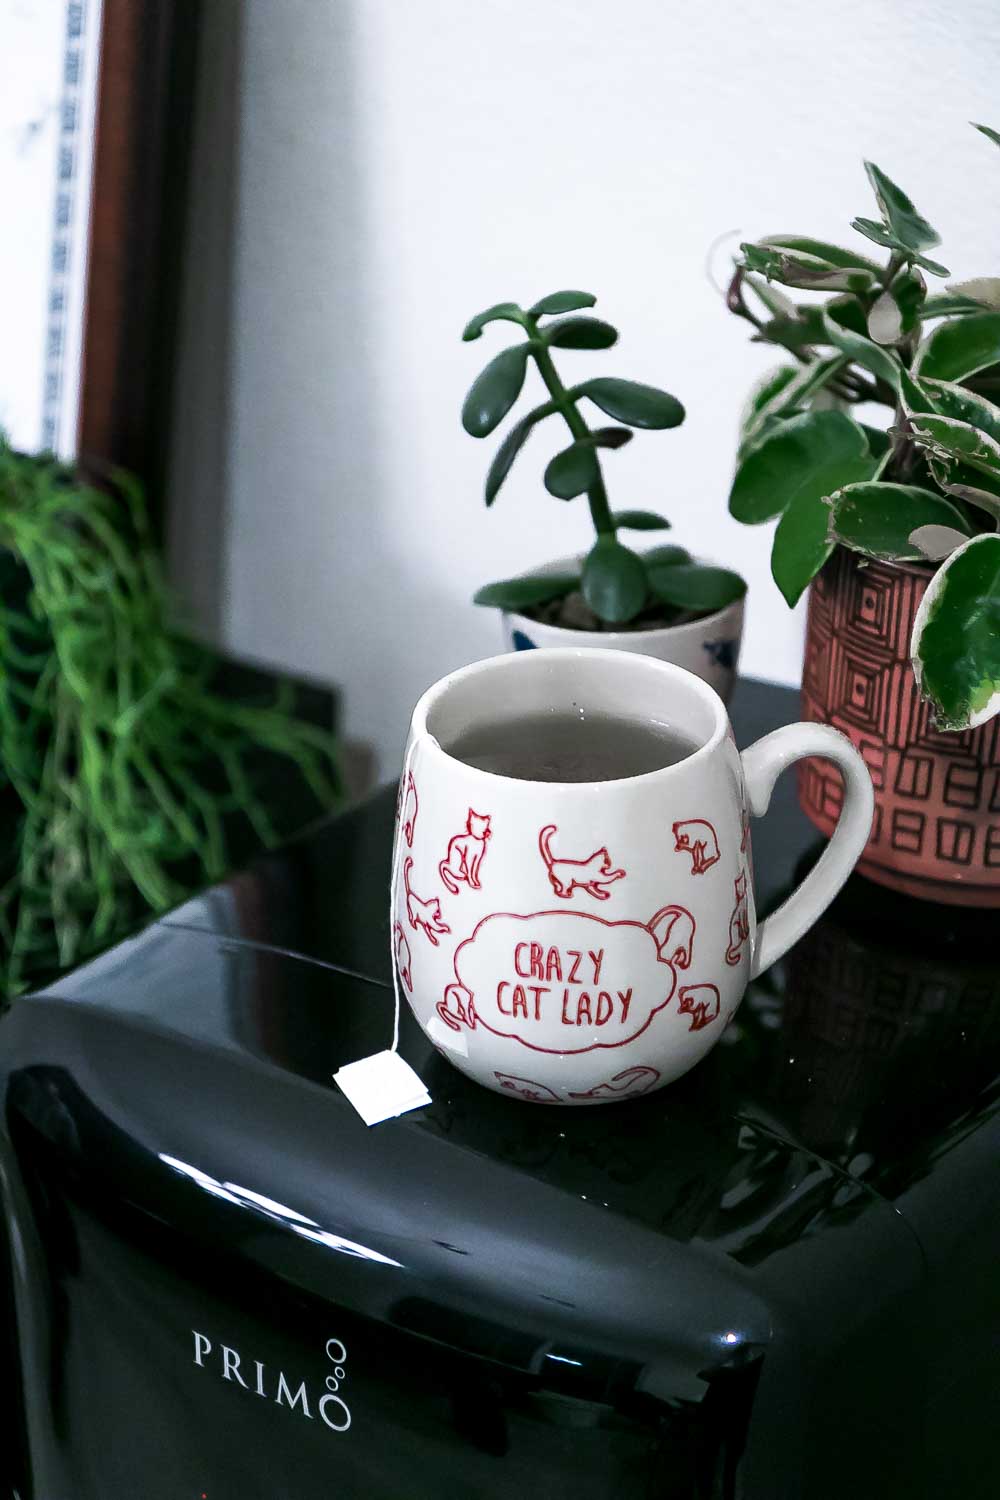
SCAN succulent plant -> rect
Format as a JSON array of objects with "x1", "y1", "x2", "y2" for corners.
[
  {"x1": 462, "y1": 291, "x2": 745, "y2": 628},
  {"x1": 726, "y1": 123, "x2": 1000, "y2": 730}
]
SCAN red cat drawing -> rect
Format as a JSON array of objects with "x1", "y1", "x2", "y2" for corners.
[
  {"x1": 398, "y1": 771, "x2": 418, "y2": 848},
  {"x1": 672, "y1": 818, "x2": 721, "y2": 875},
  {"x1": 494, "y1": 1073, "x2": 561, "y2": 1103},
  {"x1": 404, "y1": 858, "x2": 451, "y2": 946},
  {"x1": 538, "y1": 824, "x2": 626, "y2": 901},
  {"x1": 393, "y1": 921, "x2": 413, "y2": 992},
  {"x1": 439, "y1": 809, "x2": 491, "y2": 894},
  {"x1": 677, "y1": 982, "x2": 721, "y2": 1031},
  {"x1": 569, "y1": 1066, "x2": 660, "y2": 1100},
  {"x1": 647, "y1": 904, "x2": 695, "y2": 968},
  {"x1": 438, "y1": 981, "x2": 474, "y2": 1032},
  {"x1": 725, "y1": 870, "x2": 750, "y2": 965}
]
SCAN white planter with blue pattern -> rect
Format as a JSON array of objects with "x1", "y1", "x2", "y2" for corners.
[{"x1": 501, "y1": 567, "x2": 744, "y2": 704}]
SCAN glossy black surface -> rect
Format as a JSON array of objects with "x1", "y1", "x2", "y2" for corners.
[{"x1": 1, "y1": 678, "x2": 997, "y2": 1499}]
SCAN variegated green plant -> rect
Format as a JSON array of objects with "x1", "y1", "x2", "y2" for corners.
[
  {"x1": 462, "y1": 291, "x2": 746, "y2": 627},
  {"x1": 727, "y1": 123, "x2": 1000, "y2": 730}
]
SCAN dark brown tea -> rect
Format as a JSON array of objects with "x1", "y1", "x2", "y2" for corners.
[{"x1": 445, "y1": 709, "x2": 698, "y2": 783}]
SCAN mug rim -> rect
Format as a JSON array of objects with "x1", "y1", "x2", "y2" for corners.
[{"x1": 410, "y1": 647, "x2": 729, "y2": 790}]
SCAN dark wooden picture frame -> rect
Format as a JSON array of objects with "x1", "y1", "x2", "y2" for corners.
[{"x1": 78, "y1": 0, "x2": 202, "y2": 535}]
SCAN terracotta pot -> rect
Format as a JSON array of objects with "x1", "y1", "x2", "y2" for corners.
[
  {"x1": 799, "y1": 547, "x2": 1000, "y2": 907},
  {"x1": 500, "y1": 556, "x2": 745, "y2": 704}
]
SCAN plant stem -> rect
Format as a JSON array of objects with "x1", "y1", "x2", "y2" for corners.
[
  {"x1": 524, "y1": 316, "x2": 615, "y2": 538},
  {"x1": 882, "y1": 251, "x2": 904, "y2": 289}
]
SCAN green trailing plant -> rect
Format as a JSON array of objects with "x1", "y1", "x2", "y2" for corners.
[
  {"x1": 0, "y1": 442, "x2": 340, "y2": 997},
  {"x1": 726, "y1": 122, "x2": 1000, "y2": 731},
  {"x1": 461, "y1": 290, "x2": 745, "y2": 628}
]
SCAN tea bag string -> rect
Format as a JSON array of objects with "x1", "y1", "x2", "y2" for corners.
[{"x1": 387, "y1": 738, "x2": 420, "y2": 1054}]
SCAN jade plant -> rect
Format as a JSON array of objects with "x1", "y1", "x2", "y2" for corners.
[
  {"x1": 461, "y1": 290, "x2": 745, "y2": 629},
  {"x1": 726, "y1": 123, "x2": 1000, "y2": 730}
]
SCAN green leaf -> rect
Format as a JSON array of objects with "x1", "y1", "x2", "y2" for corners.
[
  {"x1": 612, "y1": 510, "x2": 671, "y2": 530},
  {"x1": 740, "y1": 366, "x2": 798, "y2": 440},
  {"x1": 930, "y1": 453, "x2": 1000, "y2": 497},
  {"x1": 862, "y1": 161, "x2": 941, "y2": 252},
  {"x1": 895, "y1": 265, "x2": 928, "y2": 325},
  {"x1": 462, "y1": 302, "x2": 525, "y2": 341},
  {"x1": 918, "y1": 378, "x2": 1000, "y2": 444},
  {"x1": 753, "y1": 315, "x2": 823, "y2": 356},
  {"x1": 581, "y1": 539, "x2": 648, "y2": 624},
  {"x1": 911, "y1": 253, "x2": 952, "y2": 279},
  {"x1": 473, "y1": 572, "x2": 580, "y2": 609},
  {"x1": 973, "y1": 122, "x2": 1000, "y2": 149},
  {"x1": 756, "y1": 296, "x2": 869, "y2": 356},
  {"x1": 946, "y1": 278, "x2": 1000, "y2": 313},
  {"x1": 544, "y1": 316, "x2": 618, "y2": 350},
  {"x1": 760, "y1": 235, "x2": 882, "y2": 273},
  {"x1": 642, "y1": 543, "x2": 691, "y2": 567},
  {"x1": 860, "y1": 423, "x2": 892, "y2": 457},
  {"x1": 462, "y1": 345, "x2": 529, "y2": 437},
  {"x1": 770, "y1": 486, "x2": 834, "y2": 607},
  {"x1": 821, "y1": 310, "x2": 901, "y2": 390},
  {"x1": 912, "y1": 534, "x2": 1000, "y2": 729},
  {"x1": 923, "y1": 292, "x2": 994, "y2": 318},
  {"x1": 582, "y1": 426, "x2": 633, "y2": 450},
  {"x1": 729, "y1": 410, "x2": 878, "y2": 525},
  {"x1": 851, "y1": 218, "x2": 950, "y2": 277},
  {"x1": 745, "y1": 413, "x2": 803, "y2": 453},
  {"x1": 742, "y1": 354, "x2": 845, "y2": 448},
  {"x1": 744, "y1": 275, "x2": 798, "y2": 319},
  {"x1": 741, "y1": 242, "x2": 877, "y2": 294},
  {"x1": 822, "y1": 295, "x2": 871, "y2": 336},
  {"x1": 826, "y1": 482, "x2": 970, "y2": 562},
  {"x1": 575, "y1": 377, "x2": 685, "y2": 429},
  {"x1": 529, "y1": 290, "x2": 596, "y2": 316},
  {"x1": 483, "y1": 403, "x2": 554, "y2": 506},
  {"x1": 929, "y1": 452, "x2": 1000, "y2": 522},
  {"x1": 908, "y1": 413, "x2": 1000, "y2": 477},
  {"x1": 647, "y1": 562, "x2": 746, "y2": 613},
  {"x1": 544, "y1": 441, "x2": 600, "y2": 499},
  {"x1": 914, "y1": 312, "x2": 1000, "y2": 381},
  {"x1": 899, "y1": 367, "x2": 936, "y2": 415}
]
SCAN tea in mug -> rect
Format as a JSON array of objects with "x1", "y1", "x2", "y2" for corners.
[{"x1": 444, "y1": 709, "x2": 698, "y2": 783}]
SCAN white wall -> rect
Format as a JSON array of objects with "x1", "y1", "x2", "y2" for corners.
[{"x1": 172, "y1": 0, "x2": 1000, "y2": 777}]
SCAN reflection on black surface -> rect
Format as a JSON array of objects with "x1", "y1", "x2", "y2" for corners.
[
  {"x1": 757, "y1": 862, "x2": 1000, "y2": 1190},
  {"x1": 413, "y1": 1044, "x2": 873, "y2": 1267}
]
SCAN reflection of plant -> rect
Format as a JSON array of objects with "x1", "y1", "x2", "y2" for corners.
[
  {"x1": 726, "y1": 123, "x2": 1000, "y2": 730},
  {"x1": 462, "y1": 290, "x2": 745, "y2": 626},
  {"x1": 0, "y1": 444, "x2": 340, "y2": 996}
]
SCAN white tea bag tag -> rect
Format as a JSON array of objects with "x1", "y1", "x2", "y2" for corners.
[{"x1": 334, "y1": 1050, "x2": 431, "y2": 1127}]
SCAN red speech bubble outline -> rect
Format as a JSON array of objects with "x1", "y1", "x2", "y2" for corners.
[{"x1": 438, "y1": 908, "x2": 687, "y2": 1055}]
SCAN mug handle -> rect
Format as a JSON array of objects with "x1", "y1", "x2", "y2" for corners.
[{"x1": 741, "y1": 723, "x2": 875, "y2": 979}]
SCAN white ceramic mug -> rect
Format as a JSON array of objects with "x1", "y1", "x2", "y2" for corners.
[{"x1": 392, "y1": 649, "x2": 873, "y2": 1105}]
